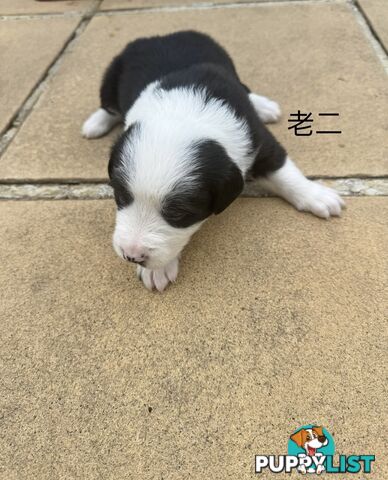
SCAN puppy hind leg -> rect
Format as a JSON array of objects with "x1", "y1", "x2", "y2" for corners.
[
  {"x1": 82, "y1": 108, "x2": 121, "y2": 139},
  {"x1": 249, "y1": 93, "x2": 281, "y2": 123},
  {"x1": 257, "y1": 156, "x2": 345, "y2": 219}
]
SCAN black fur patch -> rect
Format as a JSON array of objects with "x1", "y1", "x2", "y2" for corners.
[
  {"x1": 100, "y1": 30, "x2": 237, "y2": 115},
  {"x1": 108, "y1": 124, "x2": 138, "y2": 209},
  {"x1": 160, "y1": 63, "x2": 286, "y2": 176},
  {"x1": 162, "y1": 140, "x2": 244, "y2": 228}
]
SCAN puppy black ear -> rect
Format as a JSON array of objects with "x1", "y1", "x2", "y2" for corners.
[
  {"x1": 193, "y1": 139, "x2": 245, "y2": 216},
  {"x1": 108, "y1": 126, "x2": 138, "y2": 209},
  {"x1": 212, "y1": 161, "x2": 244, "y2": 214}
]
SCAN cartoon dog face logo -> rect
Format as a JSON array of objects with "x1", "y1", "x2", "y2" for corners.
[
  {"x1": 290, "y1": 426, "x2": 328, "y2": 456},
  {"x1": 290, "y1": 426, "x2": 329, "y2": 474}
]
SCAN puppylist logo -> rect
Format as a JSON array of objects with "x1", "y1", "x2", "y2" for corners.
[{"x1": 255, "y1": 425, "x2": 375, "y2": 475}]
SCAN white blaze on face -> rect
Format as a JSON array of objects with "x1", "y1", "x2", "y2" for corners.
[{"x1": 113, "y1": 199, "x2": 202, "y2": 269}]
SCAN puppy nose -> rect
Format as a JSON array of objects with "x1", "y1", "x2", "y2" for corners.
[
  {"x1": 125, "y1": 254, "x2": 147, "y2": 264},
  {"x1": 122, "y1": 245, "x2": 149, "y2": 264},
  {"x1": 318, "y1": 436, "x2": 326, "y2": 443}
]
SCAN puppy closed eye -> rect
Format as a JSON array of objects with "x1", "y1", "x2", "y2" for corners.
[{"x1": 164, "y1": 207, "x2": 198, "y2": 227}]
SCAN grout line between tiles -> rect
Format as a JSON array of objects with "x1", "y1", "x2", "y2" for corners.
[
  {"x1": 94, "y1": 0, "x2": 346, "y2": 16},
  {"x1": 349, "y1": 0, "x2": 388, "y2": 75},
  {"x1": 0, "y1": 11, "x2": 84, "y2": 21},
  {"x1": 0, "y1": 0, "x2": 101, "y2": 20},
  {"x1": 0, "y1": 0, "x2": 346, "y2": 20},
  {"x1": 0, "y1": 174, "x2": 387, "y2": 185},
  {"x1": 0, "y1": 178, "x2": 387, "y2": 201}
]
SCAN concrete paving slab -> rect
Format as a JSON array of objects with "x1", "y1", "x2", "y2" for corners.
[
  {"x1": 0, "y1": 0, "x2": 95, "y2": 15},
  {"x1": 0, "y1": 197, "x2": 386, "y2": 479},
  {"x1": 358, "y1": 0, "x2": 388, "y2": 52},
  {"x1": 2, "y1": 3, "x2": 388, "y2": 181},
  {"x1": 0, "y1": 17, "x2": 79, "y2": 135},
  {"x1": 100, "y1": 0, "x2": 266, "y2": 11}
]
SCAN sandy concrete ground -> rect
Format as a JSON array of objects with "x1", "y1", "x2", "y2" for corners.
[
  {"x1": 0, "y1": 17, "x2": 79, "y2": 134},
  {"x1": 1, "y1": 198, "x2": 387, "y2": 479},
  {"x1": 0, "y1": 0, "x2": 387, "y2": 479}
]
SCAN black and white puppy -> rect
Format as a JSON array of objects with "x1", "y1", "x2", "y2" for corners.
[{"x1": 82, "y1": 30, "x2": 344, "y2": 292}]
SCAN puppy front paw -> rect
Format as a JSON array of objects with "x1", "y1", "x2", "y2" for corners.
[
  {"x1": 293, "y1": 181, "x2": 345, "y2": 219},
  {"x1": 136, "y1": 258, "x2": 179, "y2": 292}
]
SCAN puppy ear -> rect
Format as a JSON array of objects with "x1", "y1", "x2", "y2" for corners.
[
  {"x1": 108, "y1": 132, "x2": 125, "y2": 179},
  {"x1": 193, "y1": 139, "x2": 244, "y2": 215},
  {"x1": 212, "y1": 161, "x2": 244, "y2": 215},
  {"x1": 290, "y1": 429, "x2": 306, "y2": 447},
  {"x1": 108, "y1": 126, "x2": 138, "y2": 209}
]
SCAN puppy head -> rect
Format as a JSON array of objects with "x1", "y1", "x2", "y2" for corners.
[{"x1": 109, "y1": 124, "x2": 244, "y2": 270}]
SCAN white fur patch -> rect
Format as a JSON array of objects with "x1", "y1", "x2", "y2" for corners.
[
  {"x1": 113, "y1": 201, "x2": 201, "y2": 271},
  {"x1": 82, "y1": 108, "x2": 120, "y2": 138},
  {"x1": 137, "y1": 257, "x2": 179, "y2": 292},
  {"x1": 258, "y1": 156, "x2": 345, "y2": 218},
  {"x1": 125, "y1": 82, "x2": 254, "y2": 177},
  {"x1": 248, "y1": 93, "x2": 281, "y2": 123}
]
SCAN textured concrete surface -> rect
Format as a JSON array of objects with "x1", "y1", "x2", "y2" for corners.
[
  {"x1": 0, "y1": 17, "x2": 78, "y2": 134},
  {"x1": 0, "y1": 0, "x2": 387, "y2": 478},
  {"x1": 0, "y1": 0, "x2": 95, "y2": 15},
  {"x1": 0, "y1": 197, "x2": 387, "y2": 479},
  {"x1": 358, "y1": 0, "x2": 388, "y2": 51},
  {"x1": 2, "y1": 3, "x2": 388, "y2": 181}
]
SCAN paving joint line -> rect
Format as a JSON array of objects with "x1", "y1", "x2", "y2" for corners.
[
  {"x1": 0, "y1": 178, "x2": 387, "y2": 200},
  {"x1": 0, "y1": 0, "x2": 102, "y2": 158},
  {"x1": 349, "y1": 0, "x2": 388, "y2": 74},
  {"x1": 0, "y1": 0, "x2": 347, "y2": 19},
  {"x1": 93, "y1": 0, "x2": 346, "y2": 16},
  {"x1": 0, "y1": 11, "x2": 84, "y2": 21},
  {"x1": 0, "y1": 0, "x2": 102, "y2": 20},
  {"x1": 0, "y1": 174, "x2": 386, "y2": 185}
]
